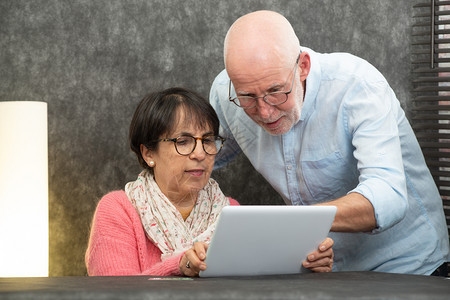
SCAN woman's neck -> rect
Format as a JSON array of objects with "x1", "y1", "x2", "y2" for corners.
[
  {"x1": 167, "y1": 191, "x2": 199, "y2": 220},
  {"x1": 178, "y1": 206, "x2": 194, "y2": 220}
]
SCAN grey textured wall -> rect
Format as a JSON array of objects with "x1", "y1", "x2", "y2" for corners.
[{"x1": 0, "y1": 0, "x2": 414, "y2": 276}]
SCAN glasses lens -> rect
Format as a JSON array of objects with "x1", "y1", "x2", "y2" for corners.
[
  {"x1": 264, "y1": 92, "x2": 288, "y2": 105},
  {"x1": 235, "y1": 97, "x2": 256, "y2": 108},
  {"x1": 175, "y1": 136, "x2": 196, "y2": 155},
  {"x1": 202, "y1": 136, "x2": 223, "y2": 155}
]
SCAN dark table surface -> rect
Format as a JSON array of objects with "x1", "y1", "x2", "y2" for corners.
[{"x1": 0, "y1": 271, "x2": 449, "y2": 300}]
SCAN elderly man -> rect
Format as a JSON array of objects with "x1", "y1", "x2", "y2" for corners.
[{"x1": 210, "y1": 10, "x2": 449, "y2": 275}]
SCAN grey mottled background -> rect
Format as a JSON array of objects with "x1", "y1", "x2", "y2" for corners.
[{"x1": 0, "y1": 0, "x2": 415, "y2": 276}]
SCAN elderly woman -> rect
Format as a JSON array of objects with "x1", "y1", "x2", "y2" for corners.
[{"x1": 85, "y1": 87, "x2": 333, "y2": 276}]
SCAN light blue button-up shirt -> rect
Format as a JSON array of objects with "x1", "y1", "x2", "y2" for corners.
[{"x1": 210, "y1": 47, "x2": 449, "y2": 274}]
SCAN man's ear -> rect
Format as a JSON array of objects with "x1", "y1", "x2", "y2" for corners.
[{"x1": 298, "y1": 52, "x2": 311, "y2": 82}]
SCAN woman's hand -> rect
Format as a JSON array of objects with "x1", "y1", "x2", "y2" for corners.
[
  {"x1": 302, "y1": 237, "x2": 334, "y2": 272},
  {"x1": 179, "y1": 242, "x2": 209, "y2": 277}
]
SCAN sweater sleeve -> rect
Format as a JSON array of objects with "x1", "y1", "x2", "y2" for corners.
[
  {"x1": 229, "y1": 198, "x2": 240, "y2": 206},
  {"x1": 85, "y1": 191, "x2": 182, "y2": 276}
]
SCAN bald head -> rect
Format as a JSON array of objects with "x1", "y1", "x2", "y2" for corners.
[{"x1": 224, "y1": 11, "x2": 300, "y2": 74}]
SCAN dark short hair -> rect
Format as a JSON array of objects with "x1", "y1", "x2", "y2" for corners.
[{"x1": 129, "y1": 87, "x2": 220, "y2": 171}]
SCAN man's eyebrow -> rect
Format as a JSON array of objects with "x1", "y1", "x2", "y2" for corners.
[
  {"x1": 267, "y1": 82, "x2": 285, "y2": 90},
  {"x1": 237, "y1": 91, "x2": 256, "y2": 97}
]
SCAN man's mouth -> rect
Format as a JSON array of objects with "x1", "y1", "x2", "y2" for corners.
[{"x1": 264, "y1": 117, "x2": 282, "y2": 129}]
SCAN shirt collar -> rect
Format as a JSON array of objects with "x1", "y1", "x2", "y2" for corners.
[{"x1": 300, "y1": 47, "x2": 321, "y2": 122}]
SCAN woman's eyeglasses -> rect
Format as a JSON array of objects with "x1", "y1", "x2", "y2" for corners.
[{"x1": 154, "y1": 135, "x2": 225, "y2": 156}]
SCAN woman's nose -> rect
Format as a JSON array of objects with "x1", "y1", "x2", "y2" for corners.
[{"x1": 189, "y1": 139, "x2": 206, "y2": 160}]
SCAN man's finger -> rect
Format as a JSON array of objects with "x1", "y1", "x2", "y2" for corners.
[{"x1": 319, "y1": 237, "x2": 334, "y2": 251}]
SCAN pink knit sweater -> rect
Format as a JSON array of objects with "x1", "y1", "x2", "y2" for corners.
[{"x1": 85, "y1": 190, "x2": 239, "y2": 276}]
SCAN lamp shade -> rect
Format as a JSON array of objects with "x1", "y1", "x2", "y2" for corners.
[{"x1": 0, "y1": 101, "x2": 48, "y2": 277}]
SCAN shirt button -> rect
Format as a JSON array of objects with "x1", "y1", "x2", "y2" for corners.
[{"x1": 287, "y1": 165, "x2": 292, "y2": 170}]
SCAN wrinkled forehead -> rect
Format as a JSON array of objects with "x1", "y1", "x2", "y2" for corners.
[
  {"x1": 227, "y1": 46, "x2": 296, "y2": 90},
  {"x1": 229, "y1": 47, "x2": 292, "y2": 73},
  {"x1": 229, "y1": 61, "x2": 295, "y2": 97}
]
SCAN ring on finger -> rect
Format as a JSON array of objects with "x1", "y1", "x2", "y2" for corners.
[{"x1": 186, "y1": 260, "x2": 191, "y2": 269}]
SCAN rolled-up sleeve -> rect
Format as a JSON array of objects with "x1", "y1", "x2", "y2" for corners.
[{"x1": 345, "y1": 81, "x2": 408, "y2": 233}]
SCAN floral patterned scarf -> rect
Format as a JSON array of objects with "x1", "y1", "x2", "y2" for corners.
[{"x1": 125, "y1": 170, "x2": 230, "y2": 260}]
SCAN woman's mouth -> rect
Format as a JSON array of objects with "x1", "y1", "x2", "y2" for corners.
[{"x1": 185, "y1": 169, "x2": 205, "y2": 177}]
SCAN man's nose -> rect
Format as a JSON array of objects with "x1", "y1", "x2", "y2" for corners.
[{"x1": 254, "y1": 98, "x2": 274, "y2": 119}]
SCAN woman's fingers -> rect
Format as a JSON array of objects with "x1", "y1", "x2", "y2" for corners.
[
  {"x1": 180, "y1": 242, "x2": 209, "y2": 276},
  {"x1": 180, "y1": 250, "x2": 201, "y2": 276},
  {"x1": 193, "y1": 241, "x2": 209, "y2": 261},
  {"x1": 183, "y1": 257, "x2": 196, "y2": 276}
]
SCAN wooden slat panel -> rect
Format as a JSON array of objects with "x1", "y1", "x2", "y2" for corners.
[
  {"x1": 432, "y1": 182, "x2": 450, "y2": 189},
  {"x1": 412, "y1": 38, "x2": 450, "y2": 46},
  {"x1": 413, "y1": 70, "x2": 450, "y2": 75},
  {"x1": 424, "y1": 151, "x2": 450, "y2": 158},
  {"x1": 414, "y1": 96, "x2": 450, "y2": 101},
  {"x1": 412, "y1": 123, "x2": 450, "y2": 130},
  {"x1": 425, "y1": 160, "x2": 450, "y2": 168},
  {"x1": 412, "y1": 114, "x2": 450, "y2": 120},
  {"x1": 412, "y1": 105, "x2": 450, "y2": 111},
  {"x1": 414, "y1": 1, "x2": 450, "y2": 8},
  {"x1": 413, "y1": 3, "x2": 450, "y2": 258},
  {"x1": 441, "y1": 198, "x2": 450, "y2": 207},
  {"x1": 416, "y1": 132, "x2": 450, "y2": 139},
  {"x1": 413, "y1": 19, "x2": 450, "y2": 26},
  {"x1": 413, "y1": 87, "x2": 450, "y2": 93},
  {"x1": 436, "y1": 189, "x2": 450, "y2": 197},
  {"x1": 431, "y1": 171, "x2": 450, "y2": 177},
  {"x1": 413, "y1": 67, "x2": 450, "y2": 73},
  {"x1": 444, "y1": 208, "x2": 450, "y2": 216},
  {"x1": 436, "y1": 48, "x2": 450, "y2": 53},
  {"x1": 419, "y1": 141, "x2": 450, "y2": 148},
  {"x1": 413, "y1": 76, "x2": 450, "y2": 82}
]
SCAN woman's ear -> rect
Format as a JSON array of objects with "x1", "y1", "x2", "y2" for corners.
[
  {"x1": 141, "y1": 144, "x2": 155, "y2": 168},
  {"x1": 140, "y1": 144, "x2": 153, "y2": 164}
]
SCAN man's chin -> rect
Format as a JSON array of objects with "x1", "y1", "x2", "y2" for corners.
[
  {"x1": 261, "y1": 121, "x2": 292, "y2": 136},
  {"x1": 264, "y1": 127, "x2": 289, "y2": 136}
]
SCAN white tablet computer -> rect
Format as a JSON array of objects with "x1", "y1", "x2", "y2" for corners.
[{"x1": 199, "y1": 205, "x2": 336, "y2": 277}]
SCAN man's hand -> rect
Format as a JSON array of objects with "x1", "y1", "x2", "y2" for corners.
[
  {"x1": 179, "y1": 242, "x2": 209, "y2": 277},
  {"x1": 302, "y1": 237, "x2": 334, "y2": 272}
]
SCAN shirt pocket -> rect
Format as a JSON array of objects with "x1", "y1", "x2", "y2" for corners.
[{"x1": 301, "y1": 151, "x2": 358, "y2": 202}]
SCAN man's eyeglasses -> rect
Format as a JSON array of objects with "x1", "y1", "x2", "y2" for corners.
[
  {"x1": 154, "y1": 135, "x2": 225, "y2": 156},
  {"x1": 228, "y1": 52, "x2": 301, "y2": 109}
]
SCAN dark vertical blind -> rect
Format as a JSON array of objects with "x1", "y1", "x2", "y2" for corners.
[{"x1": 413, "y1": 0, "x2": 450, "y2": 271}]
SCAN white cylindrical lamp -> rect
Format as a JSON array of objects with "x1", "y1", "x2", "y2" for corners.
[{"x1": 0, "y1": 101, "x2": 48, "y2": 277}]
